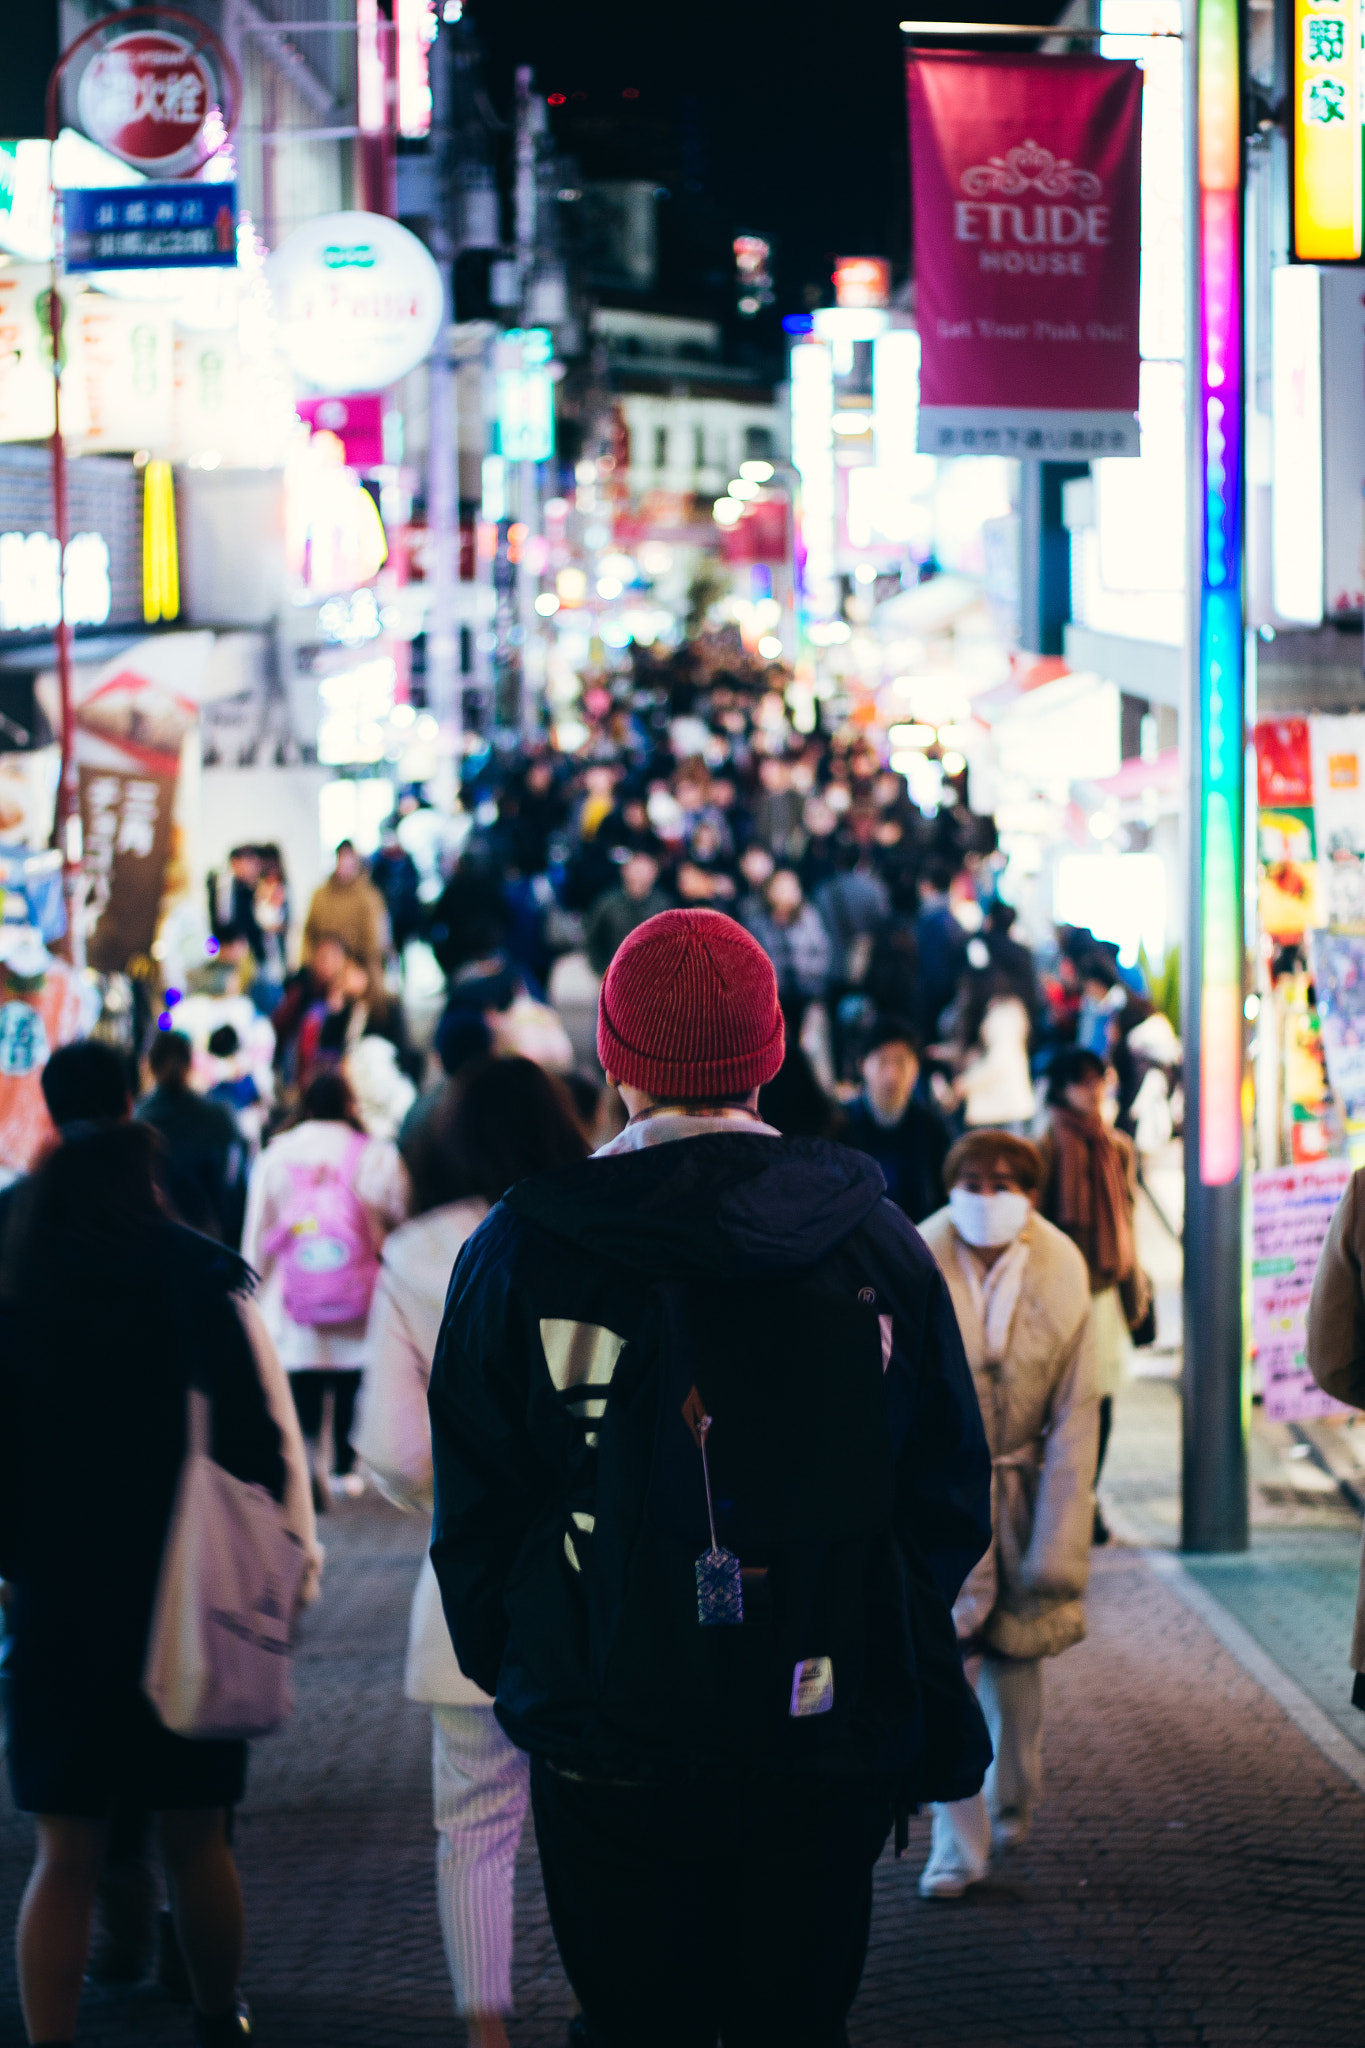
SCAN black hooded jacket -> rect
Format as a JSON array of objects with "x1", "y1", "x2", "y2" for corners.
[
  {"x1": 428, "y1": 1129, "x2": 992, "y2": 1793},
  {"x1": 0, "y1": 1215, "x2": 284, "y2": 1707}
]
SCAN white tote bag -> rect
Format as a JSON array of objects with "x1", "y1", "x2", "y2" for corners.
[{"x1": 143, "y1": 1389, "x2": 307, "y2": 1740}]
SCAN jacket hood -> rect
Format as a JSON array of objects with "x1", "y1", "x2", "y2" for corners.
[{"x1": 504, "y1": 1131, "x2": 886, "y2": 1277}]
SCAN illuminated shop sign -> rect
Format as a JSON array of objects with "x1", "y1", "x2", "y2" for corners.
[
  {"x1": 1196, "y1": 0, "x2": 1244, "y2": 1185},
  {"x1": 1293, "y1": 0, "x2": 1361, "y2": 259},
  {"x1": 495, "y1": 328, "x2": 555, "y2": 462},
  {"x1": 0, "y1": 531, "x2": 111, "y2": 632}
]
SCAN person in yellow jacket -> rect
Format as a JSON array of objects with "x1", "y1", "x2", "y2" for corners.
[{"x1": 303, "y1": 841, "x2": 389, "y2": 999}]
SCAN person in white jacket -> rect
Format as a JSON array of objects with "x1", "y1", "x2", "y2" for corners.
[
  {"x1": 352, "y1": 1056, "x2": 588, "y2": 2048},
  {"x1": 242, "y1": 1071, "x2": 409, "y2": 1504},
  {"x1": 954, "y1": 975, "x2": 1036, "y2": 1133},
  {"x1": 916, "y1": 1128, "x2": 1097, "y2": 1898}
]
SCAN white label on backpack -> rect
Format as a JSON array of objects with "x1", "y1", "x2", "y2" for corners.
[
  {"x1": 295, "y1": 1236, "x2": 348, "y2": 1273},
  {"x1": 789, "y1": 1656, "x2": 834, "y2": 1718}
]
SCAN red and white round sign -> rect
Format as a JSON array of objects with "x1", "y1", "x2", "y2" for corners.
[{"x1": 77, "y1": 30, "x2": 214, "y2": 174}]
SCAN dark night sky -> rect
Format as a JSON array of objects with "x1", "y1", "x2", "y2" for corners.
[
  {"x1": 2, "y1": 4, "x2": 1065, "y2": 329},
  {"x1": 469, "y1": 1, "x2": 1068, "y2": 322}
]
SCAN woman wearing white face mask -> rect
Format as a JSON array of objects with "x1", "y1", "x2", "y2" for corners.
[{"x1": 916, "y1": 1130, "x2": 1098, "y2": 1898}]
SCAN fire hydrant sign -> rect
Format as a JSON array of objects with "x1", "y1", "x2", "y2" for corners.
[
  {"x1": 76, "y1": 29, "x2": 215, "y2": 176},
  {"x1": 907, "y1": 54, "x2": 1143, "y2": 456}
]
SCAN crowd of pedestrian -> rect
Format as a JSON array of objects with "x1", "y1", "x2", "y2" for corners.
[{"x1": 0, "y1": 650, "x2": 1186, "y2": 2046}]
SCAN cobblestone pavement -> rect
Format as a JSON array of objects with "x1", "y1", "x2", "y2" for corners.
[
  {"x1": 4, "y1": 1489, "x2": 1365, "y2": 2047},
  {"x1": 1105, "y1": 1374, "x2": 1365, "y2": 1752}
]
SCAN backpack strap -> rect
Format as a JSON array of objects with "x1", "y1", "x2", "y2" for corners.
[{"x1": 186, "y1": 1385, "x2": 211, "y2": 1460}]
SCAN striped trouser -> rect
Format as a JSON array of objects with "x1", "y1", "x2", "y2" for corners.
[{"x1": 431, "y1": 1703, "x2": 531, "y2": 2015}]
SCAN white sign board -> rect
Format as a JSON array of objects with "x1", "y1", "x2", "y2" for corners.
[
  {"x1": 1252, "y1": 1162, "x2": 1352, "y2": 1422},
  {"x1": 266, "y1": 211, "x2": 443, "y2": 394},
  {"x1": 1322, "y1": 268, "x2": 1365, "y2": 618},
  {"x1": 69, "y1": 293, "x2": 174, "y2": 455}
]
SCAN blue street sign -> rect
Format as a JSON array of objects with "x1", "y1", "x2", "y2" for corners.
[{"x1": 62, "y1": 183, "x2": 238, "y2": 271}]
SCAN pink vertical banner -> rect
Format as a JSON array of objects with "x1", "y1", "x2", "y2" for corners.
[{"x1": 907, "y1": 53, "x2": 1144, "y2": 456}]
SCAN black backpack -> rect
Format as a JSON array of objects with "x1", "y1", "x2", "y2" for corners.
[{"x1": 561, "y1": 1267, "x2": 990, "y2": 1806}]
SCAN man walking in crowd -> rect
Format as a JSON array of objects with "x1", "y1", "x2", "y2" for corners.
[
  {"x1": 209, "y1": 846, "x2": 266, "y2": 975},
  {"x1": 739, "y1": 865, "x2": 832, "y2": 1012},
  {"x1": 584, "y1": 850, "x2": 669, "y2": 976},
  {"x1": 371, "y1": 819, "x2": 426, "y2": 958},
  {"x1": 842, "y1": 1016, "x2": 951, "y2": 1224},
  {"x1": 913, "y1": 860, "x2": 969, "y2": 1043},
  {"x1": 136, "y1": 1031, "x2": 247, "y2": 1246},
  {"x1": 303, "y1": 841, "x2": 389, "y2": 999},
  {"x1": 429, "y1": 907, "x2": 992, "y2": 2048}
]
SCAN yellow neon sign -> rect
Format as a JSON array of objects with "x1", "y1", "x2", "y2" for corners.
[
  {"x1": 1294, "y1": 0, "x2": 1361, "y2": 259},
  {"x1": 142, "y1": 459, "x2": 179, "y2": 624}
]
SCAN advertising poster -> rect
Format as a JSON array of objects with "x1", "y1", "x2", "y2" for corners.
[
  {"x1": 1307, "y1": 929, "x2": 1365, "y2": 1111},
  {"x1": 1252, "y1": 1161, "x2": 1353, "y2": 1420},
  {"x1": 906, "y1": 54, "x2": 1143, "y2": 455},
  {"x1": 78, "y1": 762, "x2": 180, "y2": 973},
  {"x1": 0, "y1": 268, "x2": 63, "y2": 443},
  {"x1": 1259, "y1": 808, "x2": 1321, "y2": 938},
  {"x1": 1310, "y1": 714, "x2": 1365, "y2": 925},
  {"x1": 0, "y1": 952, "x2": 97, "y2": 1179},
  {"x1": 1257, "y1": 717, "x2": 1313, "y2": 805},
  {"x1": 44, "y1": 634, "x2": 214, "y2": 973}
]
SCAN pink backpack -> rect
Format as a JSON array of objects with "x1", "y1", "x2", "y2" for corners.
[{"x1": 263, "y1": 1131, "x2": 380, "y2": 1327}]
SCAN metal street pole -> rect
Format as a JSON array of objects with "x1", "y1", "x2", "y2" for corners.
[
  {"x1": 514, "y1": 64, "x2": 543, "y2": 746},
  {"x1": 42, "y1": 8, "x2": 238, "y2": 971},
  {"x1": 1180, "y1": 0, "x2": 1248, "y2": 1551},
  {"x1": 426, "y1": 13, "x2": 460, "y2": 811}
]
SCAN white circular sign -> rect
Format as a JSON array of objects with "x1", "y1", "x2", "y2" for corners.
[{"x1": 266, "y1": 212, "x2": 444, "y2": 394}]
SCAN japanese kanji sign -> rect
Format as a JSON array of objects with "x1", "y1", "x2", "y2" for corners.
[
  {"x1": 78, "y1": 764, "x2": 178, "y2": 972},
  {"x1": 76, "y1": 28, "x2": 216, "y2": 175},
  {"x1": 1294, "y1": 0, "x2": 1361, "y2": 259},
  {"x1": 63, "y1": 183, "x2": 237, "y2": 272},
  {"x1": 56, "y1": 632, "x2": 214, "y2": 974}
]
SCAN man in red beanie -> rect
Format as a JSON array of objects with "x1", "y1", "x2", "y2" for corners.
[{"x1": 429, "y1": 908, "x2": 991, "y2": 2048}]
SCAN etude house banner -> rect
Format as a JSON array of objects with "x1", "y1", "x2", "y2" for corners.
[{"x1": 907, "y1": 54, "x2": 1144, "y2": 457}]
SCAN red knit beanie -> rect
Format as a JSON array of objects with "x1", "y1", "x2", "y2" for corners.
[{"x1": 597, "y1": 908, "x2": 785, "y2": 1100}]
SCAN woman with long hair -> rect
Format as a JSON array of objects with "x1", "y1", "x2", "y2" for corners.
[
  {"x1": 242, "y1": 1069, "x2": 409, "y2": 1508},
  {"x1": 352, "y1": 1056, "x2": 589, "y2": 2048},
  {"x1": 1036, "y1": 1046, "x2": 1147, "y2": 1544},
  {"x1": 0, "y1": 1120, "x2": 302, "y2": 2046}
]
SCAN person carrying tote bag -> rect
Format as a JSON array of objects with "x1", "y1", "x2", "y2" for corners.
[
  {"x1": 143, "y1": 1382, "x2": 308, "y2": 1741},
  {"x1": 0, "y1": 1118, "x2": 296, "y2": 2047}
]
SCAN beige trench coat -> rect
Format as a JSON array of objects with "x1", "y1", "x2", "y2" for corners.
[
  {"x1": 1306, "y1": 1167, "x2": 1365, "y2": 1673},
  {"x1": 921, "y1": 1208, "x2": 1099, "y2": 1660}
]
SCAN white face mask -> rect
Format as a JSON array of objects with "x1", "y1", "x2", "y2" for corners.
[{"x1": 949, "y1": 1187, "x2": 1032, "y2": 1249}]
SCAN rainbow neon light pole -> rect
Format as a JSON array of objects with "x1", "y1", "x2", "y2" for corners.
[{"x1": 1181, "y1": 0, "x2": 1248, "y2": 1551}]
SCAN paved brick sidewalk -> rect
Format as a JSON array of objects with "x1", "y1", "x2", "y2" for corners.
[{"x1": 4, "y1": 1495, "x2": 1365, "y2": 2047}]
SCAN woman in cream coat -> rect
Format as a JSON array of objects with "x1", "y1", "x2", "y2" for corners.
[
  {"x1": 917, "y1": 1128, "x2": 1098, "y2": 1897},
  {"x1": 351, "y1": 1057, "x2": 587, "y2": 2048}
]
